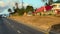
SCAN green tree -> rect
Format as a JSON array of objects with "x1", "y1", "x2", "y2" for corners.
[
  {"x1": 15, "y1": 2, "x2": 19, "y2": 9},
  {"x1": 13, "y1": 2, "x2": 25, "y2": 16},
  {"x1": 8, "y1": 8, "x2": 12, "y2": 13},
  {"x1": 26, "y1": 5, "x2": 34, "y2": 13},
  {"x1": 42, "y1": 0, "x2": 53, "y2": 5},
  {"x1": 8, "y1": 8, "x2": 13, "y2": 16},
  {"x1": 19, "y1": 8, "x2": 25, "y2": 16},
  {"x1": 12, "y1": 7, "x2": 16, "y2": 14},
  {"x1": 12, "y1": 3, "x2": 19, "y2": 14}
]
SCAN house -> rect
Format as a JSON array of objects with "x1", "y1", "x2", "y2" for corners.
[
  {"x1": 35, "y1": 0, "x2": 60, "y2": 16},
  {"x1": 52, "y1": 0, "x2": 60, "y2": 14},
  {"x1": 35, "y1": 5, "x2": 53, "y2": 16},
  {"x1": 35, "y1": 6, "x2": 45, "y2": 16}
]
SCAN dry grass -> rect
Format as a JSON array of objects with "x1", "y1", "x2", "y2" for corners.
[{"x1": 9, "y1": 16, "x2": 60, "y2": 32}]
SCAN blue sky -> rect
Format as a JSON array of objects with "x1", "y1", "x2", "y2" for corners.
[
  {"x1": 22, "y1": 0, "x2": 45, "y2": 8},
  {"x1": 0, "y1": 0, "x2": 46, "y2": 8},
  {"x1": 19, "y1": 0, "x2": 57, "y2": 8}
]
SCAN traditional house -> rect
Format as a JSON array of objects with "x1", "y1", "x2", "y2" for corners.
[
  {"x1": 35, "y1": 5, "x2": 53, "y2": 16},
  {"x1": 52, "y1": 0, "x2": 60, "y2": 14},
  {"x1": 35, "y1": 0, "x2": 60, "y2": 16}
]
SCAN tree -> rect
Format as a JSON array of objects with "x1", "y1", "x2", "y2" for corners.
[
  {"x1": 19, "y1": 8, "x2": 25, "y2": 15},
  {"x1": 42, "y1": 0, "x2": 53, "y2": 5},
  {"x1": 12, "y1": 2, "x2": 25, "y2": 16},
  {"x1": 48, "y1": 0, "x2": 53, "y2": 5},
  {"x1": 15, "y1": 2, "x2": 19, "y2": 9},
  {"x1": 26, "y1": 5, "x2": 34, "y2": 13},
  {"x1": 13, "y1": 7, "x2": 16, "y2": 14},
  {"x1": 8, "y1": 8, "x2": 12, "y2": 13},
  {"x1": 8, "y1": 8, "x2": 13, "y2": 16}
]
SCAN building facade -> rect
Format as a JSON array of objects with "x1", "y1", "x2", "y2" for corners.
[{"x1": 52, "y1": 0, "x2": 60, "y2": 14}]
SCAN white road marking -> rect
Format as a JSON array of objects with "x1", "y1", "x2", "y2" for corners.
[{"x1": 17, "y1": 30, "x2": 21, "y2": 34}]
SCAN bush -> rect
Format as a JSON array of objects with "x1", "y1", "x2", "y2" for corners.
[
  {"x1": 48, "y1": 13, "x2": 52, "y2": 15},
  {"x1": 43, "y1": 14, "x2": 46, "y2": 16}
]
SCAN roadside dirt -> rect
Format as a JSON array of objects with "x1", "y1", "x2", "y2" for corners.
[{"x1": 9, "y1": 16, "x2": 60, "y2": 32}]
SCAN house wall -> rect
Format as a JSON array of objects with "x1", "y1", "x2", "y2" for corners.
[
  {"x1": 51, "y1": 3, "x2": 60, "y2": 14},
  {"x1": 36, "y1": 10, "x2": 56, "y2": 16},
  {"x1": 52, "y1": 3, "x2": 60, "y2": 10}
]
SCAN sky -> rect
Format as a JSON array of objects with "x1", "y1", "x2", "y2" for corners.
[
  {"x1": 0, "y1": 0, "x2": 46, "y2": 8},
  {"x1": 0, "y1": 0, "x2": 57, "y2": 8},
  {"x1": 0, "y1": 0, "x2": 57, "y2": 14}
]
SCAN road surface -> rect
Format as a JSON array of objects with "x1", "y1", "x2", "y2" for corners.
[{"x1": 0, "y1": 17, "x2": 45, "y2": 34}]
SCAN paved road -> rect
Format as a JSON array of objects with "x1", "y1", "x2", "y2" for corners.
[{"x1": 0, "y1": 17, "x2": 45, "y2": 34}]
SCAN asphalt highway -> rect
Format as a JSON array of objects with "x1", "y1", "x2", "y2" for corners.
[{"x1": 0, "y1": 17, "x2": 45, "y2": 34}]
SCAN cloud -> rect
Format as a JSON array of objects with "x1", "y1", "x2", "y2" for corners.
[
  {"x1": 18, "y1": 3, "x2": 29, "y2": 8},
  {"x1": 8, "y1": 2, "x2": 29, "y2": 8},
  {"x1": 0, "y1": 1, "x2": 6, "y2": 7},
  {"x1": 0, "y1": 0, "x2": 30, "y2": 8}
]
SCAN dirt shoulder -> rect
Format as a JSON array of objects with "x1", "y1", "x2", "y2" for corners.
[{"x1": 9, "y1": 16, "x2": 60, "y2": 32}]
